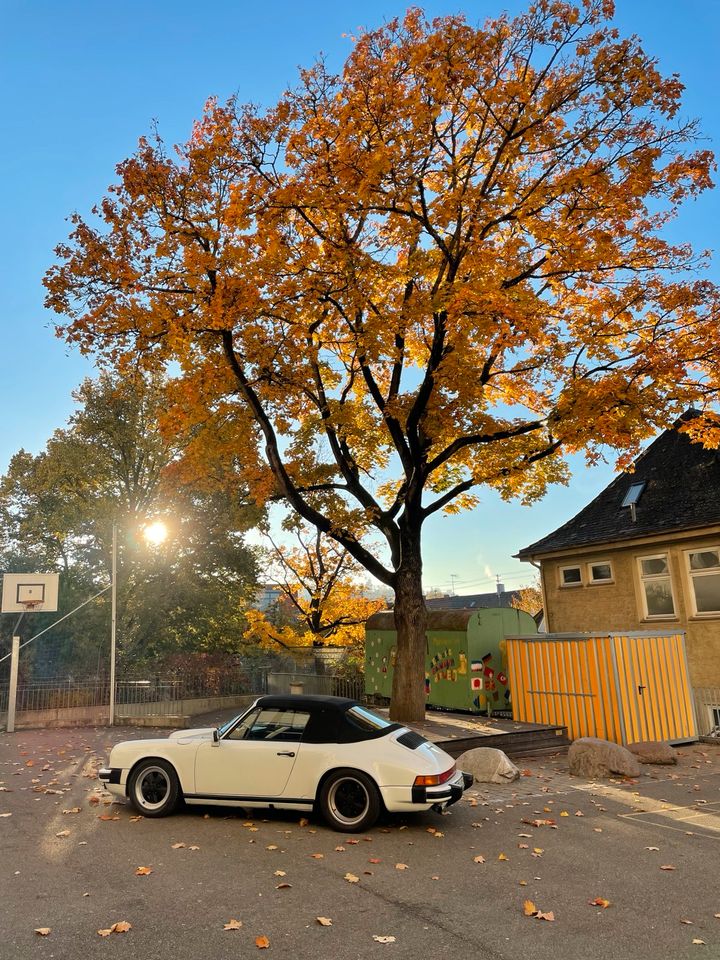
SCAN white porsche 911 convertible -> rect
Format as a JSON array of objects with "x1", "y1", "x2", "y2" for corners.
[{"x1": 99, "y1": 694, "x2": 473, "y2": 832}]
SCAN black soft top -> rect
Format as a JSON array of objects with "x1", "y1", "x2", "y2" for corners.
[{"x1": 249, "y1": 694, "x2": 402, "y2": 744}]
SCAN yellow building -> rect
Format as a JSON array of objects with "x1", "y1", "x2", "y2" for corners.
[{"x1": 517, "y1": 413, "x2": 720, "y2": 734}]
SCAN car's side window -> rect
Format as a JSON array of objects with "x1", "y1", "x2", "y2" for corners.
[{"x1": 245, "y1": 709, "x2": 311, "y2": 742}]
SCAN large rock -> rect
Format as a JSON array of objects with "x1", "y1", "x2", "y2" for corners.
[
  {"x1": 456, "y1": 747, "x2": 520, "y2": 783},
  {"x1": 626, "y1": 740, "x2": 678, "y2": 765},
  {"x1": 568, "y1": 737, "x2": 641, "y2": 779}
]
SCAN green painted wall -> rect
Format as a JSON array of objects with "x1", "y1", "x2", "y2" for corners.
[{"x1": 365, "y1": 608, "x2": 538, "y2": 713}]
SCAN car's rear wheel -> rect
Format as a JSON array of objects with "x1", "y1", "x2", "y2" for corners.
[
  {"x1": 319, "y1": 769, "x2": 381, "y2": 832},
  {"x1": 128, "y1": 759, "x2": 180, "y2": 817}
]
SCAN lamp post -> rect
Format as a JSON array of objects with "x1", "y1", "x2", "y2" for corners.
[
  {"x1": 109, "y1": 523, "x2": 117, "y2": 725},
  {"x1": 108, "y1": 519, "x2": 168, "y2": 726}
]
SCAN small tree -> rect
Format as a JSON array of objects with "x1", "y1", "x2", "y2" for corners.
[
  {"x1": 245, "y1": 525, "x2": 384, "y2": 660},
  {"x1": 46, "y1": 2, "x2": 719, "y2": 719}
]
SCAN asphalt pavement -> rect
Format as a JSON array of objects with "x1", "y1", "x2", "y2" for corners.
[{"x1": 1, "y1": 722, "x2": 719, "y2": 960}]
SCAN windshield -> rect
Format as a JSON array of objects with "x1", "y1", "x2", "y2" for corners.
[
  {"x1": 346, "y1": 705, "x2": 393, "y2": 732},
  {"x1": 216, "y1": 710, "x2": 250, "y2": 738}
]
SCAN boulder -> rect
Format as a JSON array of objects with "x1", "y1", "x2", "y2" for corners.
[
  {"x1": 456, "y1": 747, "x2": 520, "y2": 783},
  {"x1": 626, "y1": 740, "x2": 678, "y2": 765},
  {"x1": 568, "y1": 737, "x2": 641, "y2": 779}
]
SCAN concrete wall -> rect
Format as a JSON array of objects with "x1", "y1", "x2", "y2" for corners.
[
  {"x1": 540, "y1": 529, "x2": 720, "y2": 687},
  {"x1": 1, "y1": 694, "x2": 256, "y2": 731}
]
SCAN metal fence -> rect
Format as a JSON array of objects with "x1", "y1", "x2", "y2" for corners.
[
  {"x1": 0, "y1": 669, "x2": 365, "y2": 720},
  {"x1": 265, "y1": 672, "x2": 365, "y2": 700},
  {"x1": 693, "y1": 687, "x2": 720, "y2": 738}
]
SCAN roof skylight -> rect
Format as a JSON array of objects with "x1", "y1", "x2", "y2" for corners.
[{"x1": 621, "y1": 482, "x2": 646, "y2": 508}]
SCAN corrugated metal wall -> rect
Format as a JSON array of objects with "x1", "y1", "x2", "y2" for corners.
[{"x1": 506, "y1": 632, "x2": 697, "y2": 744}]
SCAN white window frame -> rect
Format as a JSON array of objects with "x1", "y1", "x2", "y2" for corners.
[
  {"x1": 559, "y1": 564, "x2": 583, "y2": 587},
  {"x1": 587, "y1": 560, "x2": 614, "y2": 585},
  {"x1": 685, "y1": 546, "x2": 720, "y2": 617},
  {"x1": 637, "y1": 553, "x2": 676, "y2": 620}
]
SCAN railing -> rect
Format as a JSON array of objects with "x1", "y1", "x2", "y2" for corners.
[
  {"x1": 0, "y1": 670, "x2": 365, "y2": 720},
  {"x1": 693, "y1": 687, "x2": 720, "y2": 738},
  {"x1": 266, "y1": 672, "x2": 365, "y2": 700}
]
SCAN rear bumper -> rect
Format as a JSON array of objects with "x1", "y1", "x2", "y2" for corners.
[{"x1": 410, "y1": 769, "x2": 473, "y2": 807}]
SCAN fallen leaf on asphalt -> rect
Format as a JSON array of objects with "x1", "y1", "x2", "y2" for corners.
[
  {"x1": 344, "y1": 873, "x2": 360, "y2": 883},
  {"x1": 473, "y1": 855, "x2": 486, "y2": 863},
  {"x1": 256, "y1": 935, "x2": 270, "y2": 948},
  {"x1": 714, "y1": 914, "x2": 720, "y2": 919},
  {"x1": 660, "y1": 865, "x2": 676, "y2": 871},
  {"x1": 0, "y1": 812, "x2": 13, "y2": 818},
  {"x1": 369, "y1": 858, "x2": 381, "y2": 864},
  {"x1": 98, "y1": 815, "x2": 120, "y2": 821},
  {"x1": 223, "y1": 919, "x2": 243, "y2": 931},
  {"x1": 55, "y1": 830, "x2": 70, "y2": 838},
  {"x1": 575, "y1": 811, "x2": 585, "y2": 817},
  {"x1": 498, "y1": 853, "x2": 509, "y2": 861},
  {"x1": 589, "y1": 898, "x2": 611, "y2": 909},
  {"x1": 311, "y1": 853, "x2": 324, "y2": 860},
  {"x1": 63, "y1": 807, "x2": 81, "y2": 814},
  {"x1": 189, "y1": 845, "x2": 200, "y2": 851},
  {"x1": 316, "y1": 917, "x2": 332, "y2": 926},
  {"x1": 692, "y1": 939, "x2": 706, "y2": 945},
  {"x1": 266, "y1": 845, "x2": 279, "y2": 851},
  {"x1": 135, "y1": 866, "x2": 153, "y2": 876},
  {"x1": 34, "y1": 928, "x2": 51, "y2": 936},
  {"x1": 88, "y1": 796, "x2": 100, "y2": 805},
  {"x1": 680, "y1": 920, "x2": 694, "y2": 925},
  {"x1": 335, "y1": 845, "x2": 345, "y2": 852},
  {"x1": 431, "y1": 875, "x2": 440, "y2": 880},
  {"x1": 347, "y1": 839, "x2": 360, "y2": 845},
  {"x1": 373, "y1": 936, "x2": 397, "y2": 943},
  {"x1": 645, "y1": 847, "x2": 660, "y2": 852},
  {"x1": 518, "y1": 843, "x2": 529, "y2": 850},
  {"x1": 524, "y1": 901, "x2": 555, "y2": 921},
  {"x1": 560, "y1": 811, "x2": 569, "y2": 817},
  {"x1": 97, "y1": 921, "x2": 132, "y2": 937},
  {"x1": 276, "y1": 882, "x2": 292, "y2": 889},
  {"x1": 298, "y1": 818, "x2": 309, "y2": 826},
  {"x1": 395, "y1": 863, "x2": 408, "y2": 871},
  {"x1": 171, "y1": 842, "x2": 186, "y2": 849},
  {"x1": 129, "y1": 816, "x2": 143, "y2": 822},
  {"x1": 274, "y1": 870, "x2": 286, "y2": 877}
]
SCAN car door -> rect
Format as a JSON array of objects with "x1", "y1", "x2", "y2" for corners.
[{"x1": 194, "y1": 707, "x2": 310, "y2": 799}]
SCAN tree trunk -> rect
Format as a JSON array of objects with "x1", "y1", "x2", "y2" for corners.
[{"x1": 389, "y1": 532, "x2": 427, "y2": 723}]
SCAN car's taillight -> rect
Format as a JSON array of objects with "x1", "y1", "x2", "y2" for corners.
[{"x1": 413, "y1": 764, "x2": 456, "y2": 787}]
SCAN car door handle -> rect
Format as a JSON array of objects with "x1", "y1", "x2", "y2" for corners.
[{"x1": 276, "y1": 751, "x2": 296, "y2": 757}]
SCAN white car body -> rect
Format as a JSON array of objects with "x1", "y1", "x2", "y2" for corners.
[{"x1": 99, "y1": 695, "x2": 472, "y2": 831}]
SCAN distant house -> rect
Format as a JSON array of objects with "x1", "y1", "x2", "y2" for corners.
[
  {"x1": 253, "y1": 584, "x2": 284, "y2": 613},
  {"x1": 517, "y1": 412, "x2": 720, "y2": 689},
  {"x1": 425, "y1": 588, "x2": 522, "y2": 611}
]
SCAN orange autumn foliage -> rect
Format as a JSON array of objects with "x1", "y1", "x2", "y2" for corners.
[{"x1": 45, "y1": 2, "x2": 720, "y2": 720}]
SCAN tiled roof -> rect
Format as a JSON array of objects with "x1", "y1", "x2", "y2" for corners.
[
  {"x1": 518, "y1": 413, "x2": 720, "y2": 559},
  {"x1": 425, "y1": 590, "x2": 521, "y2": 610}
]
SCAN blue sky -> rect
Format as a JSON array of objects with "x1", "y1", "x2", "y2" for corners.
[{"x1": 1, "y1": 0, "x2": 718, "y2": 595}]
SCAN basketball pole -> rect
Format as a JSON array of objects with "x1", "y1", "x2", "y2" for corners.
[
  {"x1": 6, "y1": 636, "x2": 21, "y2": 734},
  {"x1": 109, "y1": 523, "x2": 117, "y2": 726}
]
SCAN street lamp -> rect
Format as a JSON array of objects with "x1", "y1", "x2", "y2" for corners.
[{"x1": 109, "y1": 519, "x2": 169, "y2": 725}]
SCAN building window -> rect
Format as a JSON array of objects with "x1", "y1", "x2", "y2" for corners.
[
  {"x1": 560, "y1": 565, "x2": 582, "y2": 587},
  {"x1": 686, "y1": 548, "x2": 720, "y2": 615},
  {"x1": 588, "y1": 561, "x2": 613, "y2": 584},
  {"x1": 638, "y1": 554, "x2": 675, "y2": 618}
]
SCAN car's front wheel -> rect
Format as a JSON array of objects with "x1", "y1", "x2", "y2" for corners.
[
  {"x1": 319, "y1": 769, "x2": 381, "y2": 832},
  {"x1": 128, "y1": 759, "x2": 180, "y2": 817}
]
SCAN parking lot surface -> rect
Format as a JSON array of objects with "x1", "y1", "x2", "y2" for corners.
[{"x1": 1, "y1": 724, "x2": 719, "y2": 960}]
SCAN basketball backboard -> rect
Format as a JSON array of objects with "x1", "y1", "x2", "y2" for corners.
[{"x1": 1, "y1": 573, "x2": 59, "y2": 613}]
